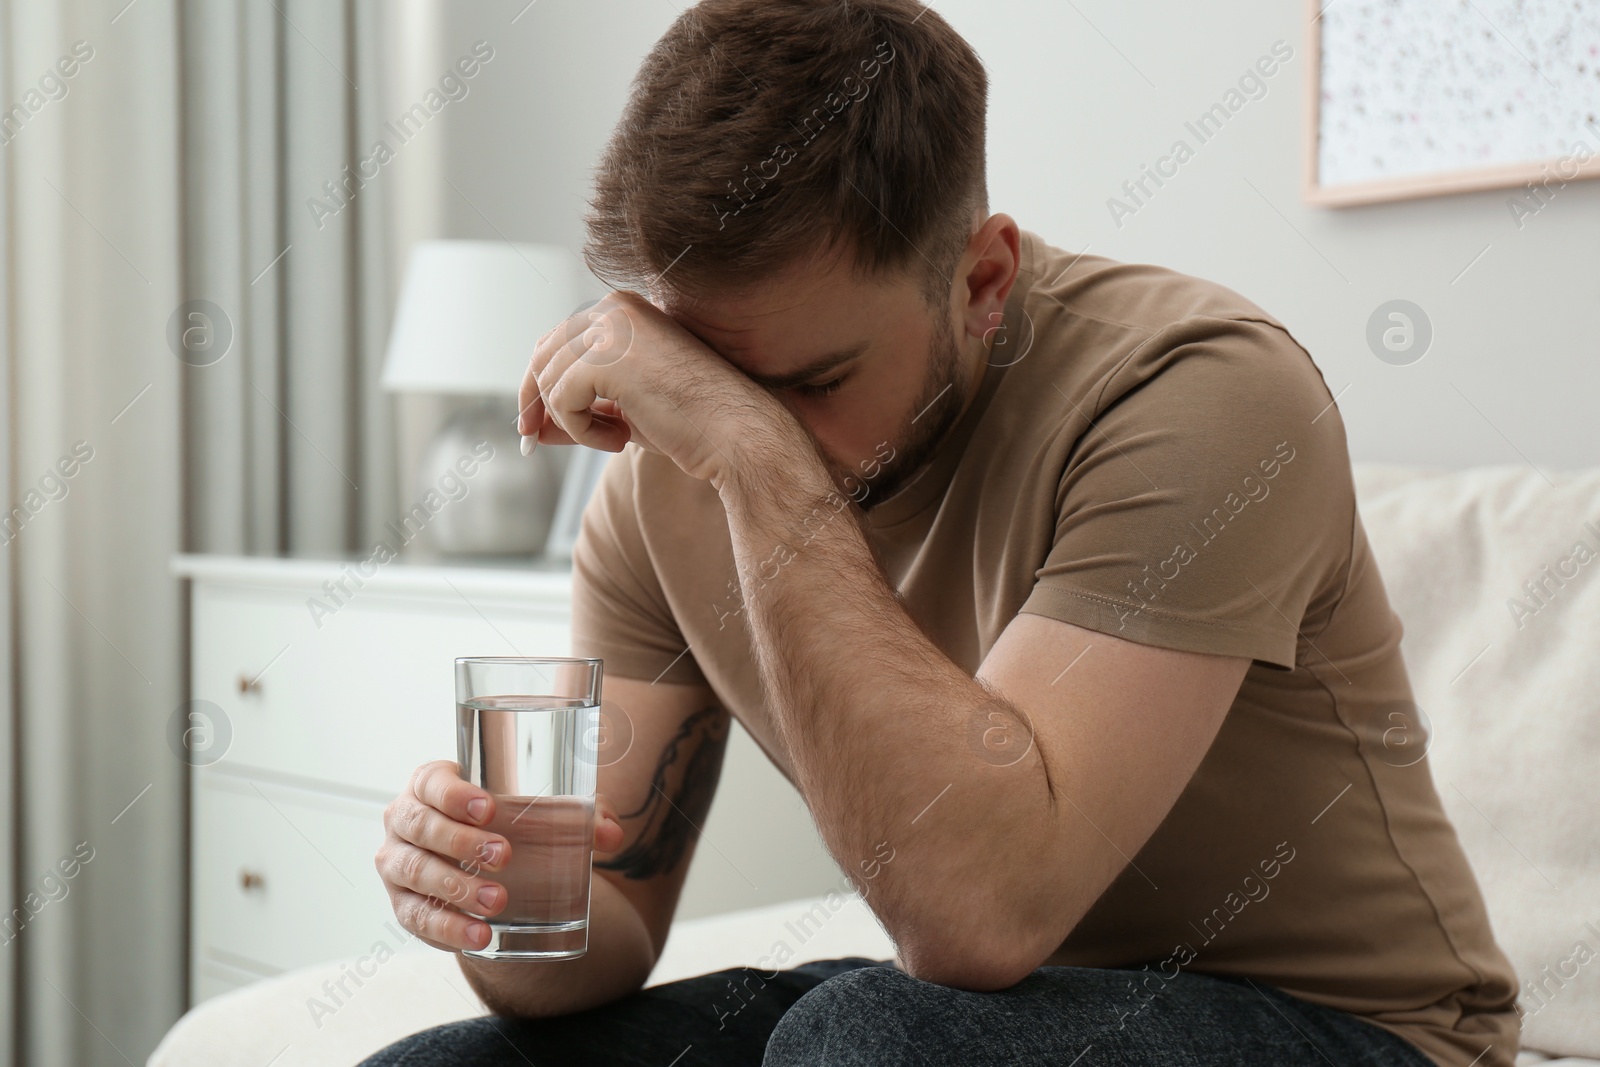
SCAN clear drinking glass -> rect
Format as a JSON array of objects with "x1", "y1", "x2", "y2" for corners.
[{"x1": 455, "y1": 656, "x2": 602, "y2": 960}]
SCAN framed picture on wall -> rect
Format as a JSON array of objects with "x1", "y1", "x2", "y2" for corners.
[{"x1": 1303, "y1": 0, "x2": 1600, "y2": 207}]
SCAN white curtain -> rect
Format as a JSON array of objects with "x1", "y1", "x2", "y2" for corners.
[
  {"x1": 181, "y1": 0, "x2": 398, "y2": 553},
  {"x1": 1, "y1": 1, "x2": 398, "y2": 1063}
]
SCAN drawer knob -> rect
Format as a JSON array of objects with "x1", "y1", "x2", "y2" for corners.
[
  {"x1": 239, "y1": 868, "x2": 266, "y2": 891},
  {"x1": 236, "y1": 673, "x2": 261, "y2": 695}
]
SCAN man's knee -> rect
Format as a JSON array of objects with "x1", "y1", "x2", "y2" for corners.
[{"x1": 763, "y1": 965, "x2": 933, "y2": 1067}]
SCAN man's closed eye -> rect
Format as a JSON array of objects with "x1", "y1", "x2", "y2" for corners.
[{"x1": 793, "y1": 376, "x2": 847, "y2": 398}]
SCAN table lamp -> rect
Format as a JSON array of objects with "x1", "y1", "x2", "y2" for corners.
[{"x1": 381, "y1": 240, "x2": 592, "y2": 556}]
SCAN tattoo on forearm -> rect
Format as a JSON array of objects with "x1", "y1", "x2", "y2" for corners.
[{"x1": 595, "y1": 705, "x2": 728, "y2": 880}]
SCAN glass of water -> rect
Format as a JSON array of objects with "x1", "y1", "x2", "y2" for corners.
[{"x1": 455, "y1": 656, "x2": 602, "y2": 960}]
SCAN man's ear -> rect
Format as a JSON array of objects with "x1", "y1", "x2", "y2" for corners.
[{"x1": 957, "y1": 213, "x2": 1021, "y2": 343}]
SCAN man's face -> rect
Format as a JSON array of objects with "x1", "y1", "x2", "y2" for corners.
[{"x1": 658, "y1": 242, "x2": 974, "y2": 509}]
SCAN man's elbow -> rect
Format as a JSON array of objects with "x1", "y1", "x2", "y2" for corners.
[
  {"x1": 890, "y1": 918, "x2": 1047, "y2": 992},
  {"x1": 458, "y1": 959, "x2": 552, "y2": 1021},
  {"x1": 457, "y1": 953, "x2": 651, "y2": 1020},
  {"x1": 885, "y1": 872, "x2": 1086, "y2": 991}
]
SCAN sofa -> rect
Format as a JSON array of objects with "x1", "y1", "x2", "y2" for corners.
[{"x1": 149, "y1": 463, "x2": 1600, "y2": 1066}]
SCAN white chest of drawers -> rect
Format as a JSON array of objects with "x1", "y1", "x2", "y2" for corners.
[{"x1": 171, "y1": 554, "x2": 578, "y2": 1003}]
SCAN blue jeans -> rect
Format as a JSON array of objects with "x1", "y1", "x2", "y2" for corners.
[{"x1": 358, "y1": 957, "x2": 1436, "y2": 1066}]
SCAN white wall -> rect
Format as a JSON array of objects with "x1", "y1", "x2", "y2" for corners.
[{"x1": 424, "y1": 0, "x2": 1600, "y2": 918}]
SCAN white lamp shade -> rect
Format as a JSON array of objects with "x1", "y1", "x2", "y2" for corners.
[{"x1": 381, "y1": 240, "x2": 594, "y2": 394}]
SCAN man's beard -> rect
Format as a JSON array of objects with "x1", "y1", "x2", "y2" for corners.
[{"x1": 830, "y1": 309, "x2": 970, "y2": 509}]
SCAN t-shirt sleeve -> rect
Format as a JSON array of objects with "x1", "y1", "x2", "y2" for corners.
[
  {"x1": 569, "y1": 446, "x2": 708, "y2": 686},
  {"x1": 1017, "y1": 316, "x2": 1354, "y2": 672}
]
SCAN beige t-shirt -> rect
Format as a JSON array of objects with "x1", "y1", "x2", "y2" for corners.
[{"x1": 570, "y1": 229, "x2": 1519, "y2": 1067}]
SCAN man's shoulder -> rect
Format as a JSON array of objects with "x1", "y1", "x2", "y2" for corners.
[
  {"x1": 1012, "y1": 231, "x2": 1330, "y2": 422},
  {"x1": 1019, "y1": 230, "x2": 1295, "y2": 346}
]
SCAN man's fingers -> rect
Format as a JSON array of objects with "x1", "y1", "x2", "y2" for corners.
[
  {"x1": 385, "y1": 797, "x2": 507, "y2": 870},
  {"x1": 377, "y1": 836, "x2": 505, "y2": 914},
  {"x1": 517, "y1": 336, "x2": 552, "y2": 437},
  {"x1": 516, "y1": 390, "x2": 544, "y2": 440},
  {"x1": 540, "y1": 341, "x2": 634, "y2": 453},
  {"x1": 536, "y1": 335, "x2": 593, "y2": 443},
  {"x1": 410, "y1": 761, "x2": 493, "y2": 828},
  {"x1": 389, "y1": 885, "x2": 492, "y2": 953},
  {"x1": 520, "y1": 307, "x2": 635, "y2": 450},
  {"x1": 523, "y1": 404, "x2": 629, "y2": 451},
  {"x1": 517, "y1": 316, "x2": 583, "y2": 435},
  {"x1": 541, "y1": 411, "x2": 630, "y2": 452},
  {"x1": 593, "y1": 793, "x2": 626, "y2": 854}
]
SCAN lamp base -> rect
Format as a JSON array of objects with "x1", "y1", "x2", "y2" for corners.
[{"x1": 412, "y1": 400, "x2": 564, "y2": 556}]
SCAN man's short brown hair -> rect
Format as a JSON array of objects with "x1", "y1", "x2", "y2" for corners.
[{"x1": 582, "y1": 0, "x2": 989, "y2": 308}]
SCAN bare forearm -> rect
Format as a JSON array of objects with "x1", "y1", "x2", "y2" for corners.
[
  {"x1": 718, "y1": 446, "x2": 1056, "y2": 979},
  {"x1": 457, "y1": 873, "x2": 656, "y2": 1018}
]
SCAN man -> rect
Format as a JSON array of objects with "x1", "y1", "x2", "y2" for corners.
[{"x1": 367, "y1": 1, "x2": 1519, "y2": 1064}]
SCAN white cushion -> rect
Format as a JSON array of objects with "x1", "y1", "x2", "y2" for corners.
[
  {"x1": 1353, "y1": 464, "x2": 1600, "y2": 1060},
  {"x1": 147, "y1": 894, "x2": 893, "y2": 1066},
  {"x1": 147, "y1": 948, "x2": 483, "y2": 1067}
]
